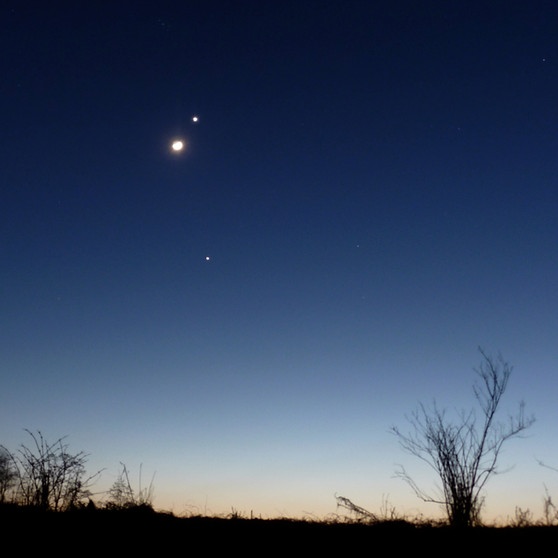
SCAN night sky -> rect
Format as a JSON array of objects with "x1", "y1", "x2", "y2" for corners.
[{"x1": 2, "y1": 1, "x2": 558, "y2": 521}]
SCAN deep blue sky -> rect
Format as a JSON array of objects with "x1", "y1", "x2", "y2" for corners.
[{"x1": 2, "y1": 1, "x2": 558, "y2": 521}]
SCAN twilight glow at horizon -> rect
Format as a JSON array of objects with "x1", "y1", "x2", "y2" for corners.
[{"x1": 2, "y1": 1, "x2": 558, "y2": 523}]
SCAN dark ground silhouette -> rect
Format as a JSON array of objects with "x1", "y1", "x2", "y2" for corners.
[{"x1": 2, "y1": 503, "x2": 555, "y2": 553}]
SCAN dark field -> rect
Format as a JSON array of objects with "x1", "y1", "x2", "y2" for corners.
[{"x1": 2, "y1": 504, "x2": 555, "y2": 553}]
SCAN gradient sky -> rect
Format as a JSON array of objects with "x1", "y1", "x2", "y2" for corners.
[{"x1": 2, "y1": 1, "x2": 558, "y2": 522}]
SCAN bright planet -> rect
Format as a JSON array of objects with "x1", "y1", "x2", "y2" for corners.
[{"x1": 171, "y1": 140, "x2": 184, "y2": 152}]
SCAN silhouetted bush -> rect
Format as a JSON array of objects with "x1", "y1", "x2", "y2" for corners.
[
  {"x1": 105, "y1": 462, "x2": 155, "y2": 510},
  {"x1": 391, "y1": 349, "x2": 534, "y2": 528},
  {"x1": 1, "y1": 430, "x2": 101, "y2": 511}
]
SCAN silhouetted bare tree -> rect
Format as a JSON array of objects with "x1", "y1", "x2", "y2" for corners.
[
  {"x1": 3, "y1": 430, "x2": 100, "y2": 510},
  {"x1": 391, "y1": 349, "x2": 534, "y2": 528},
  {"x1": 0, "y1": 448, "x2": 17, "y2": 503}
]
